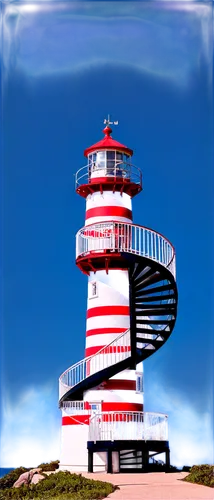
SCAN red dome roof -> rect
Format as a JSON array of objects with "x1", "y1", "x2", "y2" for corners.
[{"x1": 84, "y1": 126, "x2": 133, "y2": 157}]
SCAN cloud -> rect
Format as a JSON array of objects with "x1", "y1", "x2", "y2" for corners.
[
  {"x1": 144, "y1": 376, "x2": 214, "y2": 465},
  {"x1": 2, "y1": 390, "x2": 61, "y2": 466}
]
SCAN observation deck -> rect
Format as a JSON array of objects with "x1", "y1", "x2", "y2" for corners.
[{"x1": 76, "y1": 161, "x2": 142, "y2": 198}]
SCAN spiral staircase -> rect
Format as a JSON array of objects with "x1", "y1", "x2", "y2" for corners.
[{"x1": 59, "y1": 222, "x2": 177, "y2": 405}]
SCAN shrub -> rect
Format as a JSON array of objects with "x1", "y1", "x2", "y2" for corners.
[
  {"x1": 0, "y1": 471, "x2": 116, "y2": 499},
  {"x1": 182, "y1": 465, "x2": 191, "y2": 472},
  {"x1": 37, "y1": 460, "x2": 60, "y2": 472},
  {"x1": 183, "y1": 464, "x2": 214, "y2": 488}
]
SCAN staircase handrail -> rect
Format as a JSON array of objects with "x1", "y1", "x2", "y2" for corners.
[{"x1": 59, "y1": 328, "x2": 130, "y2": 400}]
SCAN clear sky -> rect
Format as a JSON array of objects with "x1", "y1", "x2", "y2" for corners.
[{"x1": 0, "y1": 1, "x2": 213, "y2": 468}]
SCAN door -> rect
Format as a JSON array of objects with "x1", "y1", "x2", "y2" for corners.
[{"x1": 89, "y1": 402, "x2": 102, "y2": 441}]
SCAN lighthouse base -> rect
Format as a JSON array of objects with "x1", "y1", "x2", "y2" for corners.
[
  {"x1": 87, "y1": 440, "x2": 170, "y2": 473},
  {"x1": 59, "y1": 424, "x2": 107, "y2": 473}
]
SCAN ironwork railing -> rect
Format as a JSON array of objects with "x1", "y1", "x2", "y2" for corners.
[
  {"x1": 59, "y1": 329, "x2": 130, "y2": 400},
  {"x1": 75, "y1": 161, "x2": 142, "y2": 189},
  {"x1": 76, "y1": 222, "x2": 176, "y2": 279},
  {"x1": 61, "y1": 401, "x2": 92, "y2": 415},
  {"x1": 89, "y1": 411, "x2": 168, "y2": 442}
]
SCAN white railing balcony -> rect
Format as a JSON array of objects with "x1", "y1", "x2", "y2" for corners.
[
  {"x1": 75, "y1": 161, "x2": 142, "y2": 189},
  {"x1": 59, "y1": 329, "x2": 130, "y2": 401},
  {"x1": 76, "y1": 222, "x2": 176, "y2": 279},
  {"x1": 88, "y1": 411, "x2": 168, "y2": 442}
]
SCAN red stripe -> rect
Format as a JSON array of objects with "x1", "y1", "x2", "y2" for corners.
[
  {"x1": 87, "y1": 305, "x2": 130, "y2": 319},
  {"x1": 101, "y1": 413, "x2": 141, "y2": 422},
  {"x1": 103, "y1": 402, "x2": 142, "y2": 412},
  {"x1": 85, "y1": 345, "x2": 131, "y2": 357},
  {"x1": 86, "y1": 327, "x2": 127, "y2": 338},
  {"x1": 62, "y1": 415, "x2": 90, "y2": 426},
  {"x1": 86, "y1": 206, "x2": 132, "y2": 221},
  {"x1": 99, "y1": 379, "x2": 136, "y2": 391}
]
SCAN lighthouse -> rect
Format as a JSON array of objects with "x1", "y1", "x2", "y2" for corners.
[{"x1": 59, "y1": 118, "x2": 178, "y2": 473}]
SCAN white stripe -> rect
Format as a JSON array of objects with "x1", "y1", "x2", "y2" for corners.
[
  {"x1": 86, "y1": 315, "x2": 130, "y2": 331},
  {"x1": 87, "y1": 293, "x2": 129, "y2": 309},
  {"x1": 86, "y1": 191, "x2": 132, "y2": 210},
  {"x1": 85, "y1": 333, "x2": 123, "y2": 349},
  {"x1": 84, "y1": 389, "x2": 143, "y2": 404}
]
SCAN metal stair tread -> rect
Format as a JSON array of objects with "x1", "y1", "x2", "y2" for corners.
[
  {"x1": 135, "y1": 283, "x2": 175, "y2": 297},
  {"x1": 135, "y1": 293, "x2": 176, "y2": 303}
]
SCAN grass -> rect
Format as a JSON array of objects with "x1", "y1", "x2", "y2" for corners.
[
  {"x1": 0, "y1": 468, "x2": 116, "y2": 500},
  {"x1": 183, "y1": 464, "x2": 214, "y2": 488}
]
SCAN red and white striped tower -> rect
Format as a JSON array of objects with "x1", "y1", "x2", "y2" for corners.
[
  {"x1": 59, "y1": 118, "x2": 178, "y2": 473},
  {"x1": 60, "y1": 120, "x2": 143, "y2": 471}
]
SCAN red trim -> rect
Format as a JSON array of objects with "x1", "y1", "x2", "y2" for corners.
[
  {"x1": 62, "y1": 415, "x2": 90, "y2": 426},
  {"x1": 76, "y1": 253, "x2": 129, "y2": 274},
  {"x1": 99, "y1": 379, "x2": 136, "y2": 391},
  {"x1": 76, "y1": 182, "x2": 142, "y2": 199},
  {"x1": 85, "y1": 345, "x2": 131, "y2": 357},
  {"x1": 85, "y1": 206, "x2": 132, "y2": 221},
  {"x1": 102, "y1": 402, "x2": 142, "y2": 411},
  {"x1": 87, "y1": 305, "x2": 130, "y2": 319},
  {"x1": 101, "y1": 412, "x2": 143, "y2": 422},
  {"x1": 84, "y1": 134, "x2": 133, "y2": 157},
  {"x1": 86, "y1": 327, "x2": 127, "y2": 338}
]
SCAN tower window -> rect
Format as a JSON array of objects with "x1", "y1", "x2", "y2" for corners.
[
  {"x1": 89, "y1": 281, "x2": 98, "y2": 299},
  {"x1": 136, "y1": 374, "x2": 143, "y2": 393},
  {"x1": 107, "y1": 151, "x2": 115, "y2": 174},
  {"x1": 96, "y1": 151, "x2": 106, "y2": 169}
]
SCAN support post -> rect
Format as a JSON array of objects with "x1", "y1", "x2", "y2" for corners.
[
  {"x1": 165, "y1": 449, "x2": 170, "y2": 469},
  {"x1": 142, "y1": 450, "x2": 149, "y2": 471},
  {"x1": 88, "y1": 450, "x2": 93, "y2": 473},
  {"x1": 107, "y1": 450, "x2": 112, "y2": 474}
]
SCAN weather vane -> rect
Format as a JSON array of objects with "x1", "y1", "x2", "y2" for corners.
[{"x1": 104, "y1": 114, "x2": 118, "y2": 127}]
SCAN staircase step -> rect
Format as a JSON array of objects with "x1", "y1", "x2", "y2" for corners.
[
  {"x1": 135, "y1": 293, "x2": 175, "y2": 303},
  {"x1": 136, "y1": 319, "x2": 174, "y2": 325},
  {"x1": 135, "y1": 302, "x2": 175, "y2": 311},
  {"x1": 136, "y1": 326, "x2": 162, "y2": 334},
  {"x1": 136, "y1": 273, "x2": 164, "y2": 291},
  {"x1": 135, "y1": 283, "x2": 175, "y2": 297},
  {"x1": 136, "y1": 329, "x2": 171, "y2": 342},
  {"x1": 130, "y1": 263, "x2": 141, "y2": 281},
  {"x1": 135, "y1": 308, "x2": 176, "y2": 316},
  {"x1": 134, "y1": 266, "x2": 153, "y2": 287},
  {"x1": 136, "y1": 337, "x2": 164, "y2": 348}
]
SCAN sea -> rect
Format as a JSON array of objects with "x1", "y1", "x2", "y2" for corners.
[{"x1": 0, "y1": 468, "x2": 15, "y2": 479}]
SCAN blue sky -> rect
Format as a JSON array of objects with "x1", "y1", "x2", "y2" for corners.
[{"x1": 0, "y1": 1, "x2": 213, "y2": 467}]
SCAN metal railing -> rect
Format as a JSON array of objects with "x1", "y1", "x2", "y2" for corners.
[
  {"x1": 76, "y1": 222, "x2": 176, "y2": 279},
  {"x1": 89, "y1": 411, "x2": 168, "y2": 442},
  {"x1": 61, "y1": 401, "x2": 85, "y2": 412},
  {"x1": 59, "y1": 329, "x2": 130, "y2": 400},
  {"x1": 75, "y1": 161, "x2": 142, "y2": 189}
]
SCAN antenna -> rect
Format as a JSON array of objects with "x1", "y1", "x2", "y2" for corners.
[{"x1": 104, "y1": 114, "x2": 118, "y2": 127}]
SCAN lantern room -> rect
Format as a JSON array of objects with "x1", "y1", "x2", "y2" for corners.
[{"x1": 75, "y1": 124, "x2": 142, "y2": 198}]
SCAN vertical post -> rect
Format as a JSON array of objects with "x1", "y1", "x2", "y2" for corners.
[
  {"x1": 142, "y1": 450, "x2": 149, "y2": 470},
  {"x1": 166, "y1": 448, "x2": 170, "y2": 469},
  {"x1": 107, "y1": 449, "x2": 113, "y2": 473},
  {"x1": 88, "y1": 450, "x2": 93, "y2": 473}
]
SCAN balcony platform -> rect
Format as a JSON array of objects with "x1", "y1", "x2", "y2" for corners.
[{"x1": 76, "y1": 178, "x2": 142, "y2": 198}]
